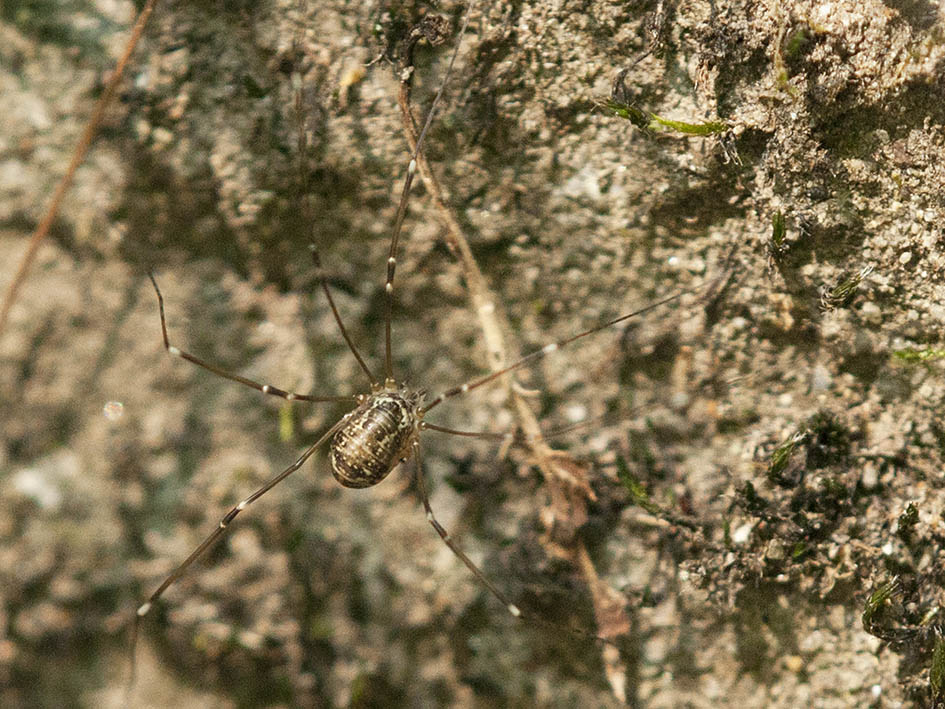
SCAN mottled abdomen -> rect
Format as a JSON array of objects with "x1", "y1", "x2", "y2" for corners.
[{"x1": 330, "y1": 392, "x2": 419, "y2": 488}]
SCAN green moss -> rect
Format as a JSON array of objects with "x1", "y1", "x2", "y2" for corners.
[
  {"x1": 820, "y1": 265, "x2": 873, "y2": 311},
  {"x1": 615, "y1": 454, "x2": 700, "y2": 531},
  {"x1": 931, "y1": 636, "x2": 945, "y2": 702},
  {"x1": 783, "y1": 28, "x2": 810, "y2": 61},
  {"x1": 615, "y1": 454, "x2": 661, "y2": 516},
  {"x1": 602, "y1": 99, "x2": 728, "y2": 136},
  {"x1": 892, "y1": 347, "x2": 945, "y2": 363},
  {"x1": 861, "y1": 577, "x2": 899, "y2": 634},
  {"x1": 897, "y1": 502, "x2": 919, "y2": 543},
  {"x1": 767, "y1": 430, "x2": 807, "y2": 484}
]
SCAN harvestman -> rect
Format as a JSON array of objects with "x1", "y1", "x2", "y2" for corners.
[{"x1": 127, "y1": 2, "x2": 710, "y2": 687}]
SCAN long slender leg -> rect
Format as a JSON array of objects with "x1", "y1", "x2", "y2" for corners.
[
  {"x1": 412, "y1": 439, "x2": 614, "y2": 645},
  {"x1": 423, "y1": 406, "x2": 647, "y2": 443},
  {"x1": 149, "y1": 273, "x2": 356, "y2": 404},
  {"x1": 308, "y1": 244, "x2": 377, "y2": 387},
  {"x1": 126, "y1": 419, "x2": 345, "y2": 696},
  {"x1": 382, "y1": 4, "x2": 477, "y2": 384},
  {"x1": 422, "y1": 422, "x2": 510, "y2": 441},
  {"x1": 291, "y1": 74, "x2": 378, "y2": 388},
  {"x1": 422, "y1": 286, "x2": 706, "y2": 414},
  {"x1": 412, "y1": 439, "x2": 522, "y2": 620}
]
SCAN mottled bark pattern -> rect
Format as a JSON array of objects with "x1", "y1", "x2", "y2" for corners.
[{"x1": 330, "y1": 391, "x2": 420, "y2": 488}]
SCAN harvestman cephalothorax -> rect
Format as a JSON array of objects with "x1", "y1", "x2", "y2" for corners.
[{"x1": 127, "y1": 0, "x2": 724, "y2": 696}]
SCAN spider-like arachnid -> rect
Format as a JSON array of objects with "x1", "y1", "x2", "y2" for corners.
[
  {"x1": 6, "y1": 0, "x2": 938, "y2": 707},
  {"x1": 128, "y1": 3, "x2": 715, "y2": 699}
]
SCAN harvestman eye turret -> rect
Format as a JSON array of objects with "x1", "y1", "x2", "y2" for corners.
[{"x1": 126, "y1": 1, "x2": 717, "y2": 696}]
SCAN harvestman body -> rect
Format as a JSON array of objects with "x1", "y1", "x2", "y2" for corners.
[
  {"x1": 128, "y1": 2, "x2": 709, "y2": 691},
  {"x1": 329, "y1": 388, "x2": 424, "y2": 489}
]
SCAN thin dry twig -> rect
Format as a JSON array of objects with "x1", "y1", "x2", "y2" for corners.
[
  {"x1": 396, "y1": 54, "x2": 595, "y2": 526},
  {"x1": 395, "y1": 16, "x2": 631, "y2": 701},
  {"x1": 0, "y1": 0, "x2": 160, "y2": 340}
]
